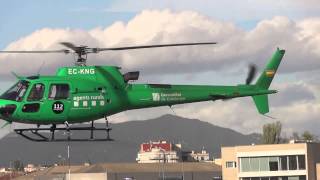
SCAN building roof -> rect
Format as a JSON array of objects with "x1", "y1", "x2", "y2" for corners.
[
  {"x1": 15, "y1": 162, "x2": 221, "y2": 179},
  {"x1": 221, "y1": 142, "x2": 308, "y2": 151},
  {"x1": 141, "y1": 141, "x2": 172, "y2": 152}
]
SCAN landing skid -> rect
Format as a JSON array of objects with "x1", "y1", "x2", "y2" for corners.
[{"x1": 14, "y1": 120, "x2": 113, "y2": 142}]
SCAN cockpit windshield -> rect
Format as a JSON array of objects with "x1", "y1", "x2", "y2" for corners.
[{"x1": 0, "y1": 80, "x2": 30, "y2": 102}]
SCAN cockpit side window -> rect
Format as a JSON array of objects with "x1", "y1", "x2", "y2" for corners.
[
  {"x1": 48, "y1": 84, "x2": 70, "y2": 100},
  {"x1": 27, "y1": 83, "x2": 45, "y2": 101},
  {"x1": 0, "y1": 80, "x2": 29, "y2": 102}
]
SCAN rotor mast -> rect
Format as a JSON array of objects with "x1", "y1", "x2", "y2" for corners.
[
  {"x1": 75, "y1": 46, "x2": 88, "y2": 66},
  {"x1": 60, "y1": 42, "x2": 90, "y2": 66}
]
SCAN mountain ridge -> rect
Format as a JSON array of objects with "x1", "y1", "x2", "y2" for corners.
[{"x1": 0, "y1": 114, "x2": 261, "y2": 166}]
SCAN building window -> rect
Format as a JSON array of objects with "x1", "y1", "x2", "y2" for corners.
[
  {"x1": 260, "y1": 157, "x2": 269, "y2": 171},
  {"x1": 239, "y1": 155, "x2": 304, "y2": 172},
  {"x1": 269, "y1": 157, "x2": 279, "y2": 171},
  {"x1": 297, "y1": 155, "x2": 305, "y2": 170},
  {"x1": 298, "y1": 175, "x2": 306, "y2": 180},
  {"x1": 226, "y1": 161, "x2": 236, "y2": 168},
  {"x1": 250, "y1": 157, "x2": 260, "y2": 171},
  {"x1": 289, "y1": 156, "x2": 297, "y2": 170},
  {"x1": 280, "y1": 156, "x2": 288, "y2": 170},
  {"x1": 49, "y1": 84, "x2": 70, "y2": 100},
  {"x1": 241, "y1": 158, "x2": 250, "y2": 171},
  {"x1": 240, "y1": 176, "x2": 306, "y2": 180},
  {"x1": 288, "y1": 177, "x2": 299, "y2": 180},
  {"x1": 280, "y1": 177, "x2": 288, "y2": 180}
]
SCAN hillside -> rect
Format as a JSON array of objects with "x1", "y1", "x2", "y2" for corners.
[{"x1": 0, "y1": 114, "x2": 260, "y2": 166}]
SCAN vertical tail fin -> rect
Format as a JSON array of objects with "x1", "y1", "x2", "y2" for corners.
[
  {"x1": 255, "y1": 48, "x2": 285, "y2": 89},
  {"x1": 253, "y1": 48, "x2": 285, "y2": 114}
]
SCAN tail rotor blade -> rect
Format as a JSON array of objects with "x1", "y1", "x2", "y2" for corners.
[{"x1": 246, "y1": 64, "x2": 257, "y2": 85}]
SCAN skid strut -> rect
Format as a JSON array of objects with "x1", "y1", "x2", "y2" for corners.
[{"x1": 14, "y1": 120, "x2": 113, "y2": 142}]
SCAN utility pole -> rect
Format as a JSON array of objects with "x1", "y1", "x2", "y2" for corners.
[
  {"x1": 65, "y1": 121, "x2": 71, "y2": 180},
  {"x1": 9, "y1": 161, "x2": 12, "y2": 180},
  {"x1": 68, "y1": 140, "x2": 70, "y2": 180},
  {"x1": 162, "y1": 150, "x2": 165, "y2": 180},
  {"x1": 151, "y1": 149, "x2": 166, "y2": 180}
]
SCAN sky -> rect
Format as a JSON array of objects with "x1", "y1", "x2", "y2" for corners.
[{"x1": 0, "y1": 0, "x2": 320, "y2": 138}]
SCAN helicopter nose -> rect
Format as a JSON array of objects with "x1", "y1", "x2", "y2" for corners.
[{"x1": 0, "y1": 100, "x2": 17, "y2": 118}]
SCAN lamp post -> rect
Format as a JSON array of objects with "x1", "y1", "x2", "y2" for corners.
[
  {"x1": 67, "y1": 128, "x2": 71, "y2": 180},
  {"x1": 64, "y1": 121, "x2": 71, "y2": 180},
  {"x1": 9, "y1": 161, "x2": 12, "y2": 180},
  {"x1": 151, "y1": 149, "x2": 166, "y2": 180}
]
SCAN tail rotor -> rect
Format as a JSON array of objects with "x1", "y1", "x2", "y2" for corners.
[{"x1": 246, "y1": 64, "x2": 257, "y2": 85}]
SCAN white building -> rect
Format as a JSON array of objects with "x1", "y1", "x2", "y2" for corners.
[
  {"x1": 136, "y1": 140, "x2": 181, "y2": 163},
  {"x1": 24, "y1": 164, "x2": 37, "y2": 173},
  {"x1": 137, "y1": 148, "x2": 179, "y2": 163},
  {"x1": 189, "y1": 149, "x2": 210, "y2": 162},
  {"x1": 0, "y1": 167, "x2": 11, "y2": 174}
]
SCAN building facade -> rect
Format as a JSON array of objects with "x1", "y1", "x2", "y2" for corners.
[
  {"x1": 24, "y1": 164, "x2": 37, "y2": 173},
  {"x1": 188, "y1": 150, "x2": 210, "y2": 162},
  {"x1": 221, "y1": 142, "x2": 320, "y2": 180},
  {"x1": 136, "y1": 140, "x2": 212, "y2": 163}
]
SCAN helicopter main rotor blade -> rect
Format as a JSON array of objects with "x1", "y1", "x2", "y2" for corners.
[
  {"x1": 60, "y1": 42, "x2": 83, "y2": 52},
  {"x1": 96, "y1": 42, "x2": 217, "y2": 52},
  {"x1": 0, "y1": 50, "x2": 70, "y2": 54},
  {"x1": 0, "y1": 41, "x2": 217, "y2": 66}
]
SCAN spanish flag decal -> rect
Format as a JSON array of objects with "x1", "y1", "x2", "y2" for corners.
[{"x1": 265, "y1": 70, "x2": 275, "y2": 77}]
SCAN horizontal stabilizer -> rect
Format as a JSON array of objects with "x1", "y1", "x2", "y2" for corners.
[{"x1": 252, "y1": 95, "x2": 269, "y2": 114}]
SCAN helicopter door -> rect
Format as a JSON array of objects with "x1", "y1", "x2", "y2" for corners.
[
  {"x1": 22, "y1": 83, "x2": 45, "y2": 112},
  {"x1": 19, "y1": 83, "x2": 45, "y2": 122},
  {"x1": 44, "y1": 83, "x2": 71, "y2": 122}
]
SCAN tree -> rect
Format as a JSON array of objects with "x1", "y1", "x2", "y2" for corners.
[
  {"x1": 12, "y1": 160, "x2": 24, "y2": 171},
  {"x1": 292, "y1": 132, "x2": 300, "y2": 140},
  {"x1": 301, "y1": 131, "x2": 316, "y2": 141},
  {"x1": 262, "y1": 121, "x2": 282, "y2": 144}
]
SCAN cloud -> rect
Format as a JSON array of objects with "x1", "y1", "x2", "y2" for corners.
[
  {"x1": 106, "y1": 0, "x2": 320, "y2": 21},
  {"x1": 0, "y1": 10, "x2": 320, "y2": 79},
  {"x1": 270, "y1": 82, "x2": 316, "y2": 107}
]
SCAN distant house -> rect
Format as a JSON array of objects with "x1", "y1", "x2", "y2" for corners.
[
  {"x1": 188, "y1": 149, "x2": 210, "y2": 162},
  {"x1": 136, "y1": 140, "x2": 211, "y2": 163},
  {"x1": 24, "y1": 164, "x2": 37, "y2": 173},
  {"x1": 136, "y1": 140, "x2": 181, "y2": 163},
  {"x1": 0, "y1": 167, "x2": 11, "y2": 174}
]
